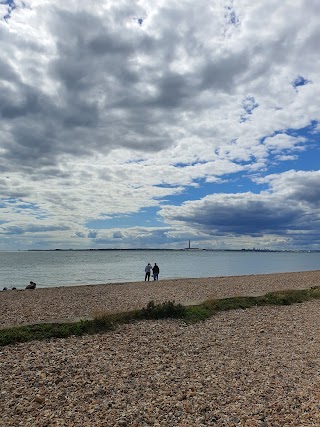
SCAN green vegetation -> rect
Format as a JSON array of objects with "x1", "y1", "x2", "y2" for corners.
[
  {"x1": 1, "y1": 286, "x2": 320, "y2": 347},
  {"x1": 141, "y1": 300, "x2": 186, "y2": 319}
]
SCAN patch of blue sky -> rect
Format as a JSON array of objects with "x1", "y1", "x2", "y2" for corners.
[
  {"x1": 243, "y1": 96, "x2": 258, "y2": 114},
  {"x1": 292, "y1": 75, "x2": 312, "y2": 89},
  {"x1": 262, "y1": 121, "x2": 318, "y2": 146},
  {"x1": 34, "y1": 213, "x2": 49, "y2": 220},
  {"x1": 287, "y1": 120, "x2": 318, "y2": 136},
  {"x1": 1, "y1": 0, "x2": 14, "y2": 21},
  {"x1": 1, "y1": 0, "x2": 29, "y2": 7},
  {"x1": 13, "y1": 201, "x2": 35, "y2": 209},
  {"x1": 217, "y1": 173, "x2": 270, "y2": 193},
  {"x1": 162, "y1": 174, "x2": 268, "y2": 207},
  {"x1": 240, "y1": 96, "x2": 259, "y2": 122},
  {"x1": 286, "y1": 145, "x2": 320, "y2": 172},
  {"x1": 16, "y1": 203, "x2": 34, "y2": 209},
  {"x1": 133, "y1": 13, "x2": 146, "y2": 27},
  {"x1": 173, "y1": 160, "x2": 207, "y2": 168},
  {"x1": 8, "y1": 200, "x2": 48, "y2": 219},
  {"x1": 1, "y1": 0, "x2": 15, "y2": 6},
  {"x1": 1, "y1": 0, "x2": 29, "y2": 21},
  {"x1": 85, "y1": 206, "x2": 164, "y2": 230},
  {"x1": 225, "y1": 5, "x2": 239, "y2": 26},
  {"x1": 5, "y1": 198, "x2": 17, "y2": 204},
  {"x1": 124, "y1": 157, "x2": 145, "y2": 164},
  {"x1": 259, "y1": 123, "x2": 319, "y2": 174}
]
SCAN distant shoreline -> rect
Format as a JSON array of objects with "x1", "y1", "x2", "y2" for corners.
[{"x1": 25, "y1": 248, "x2": 320, "y2": 252}]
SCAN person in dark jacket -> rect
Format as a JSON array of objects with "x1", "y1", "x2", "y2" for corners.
[
  {"x1": 152, "y1": 263, "x2": 159, "y2": 280},
  {"x1": 26, "y1": 281, "x2": 36, "y2": 289}
]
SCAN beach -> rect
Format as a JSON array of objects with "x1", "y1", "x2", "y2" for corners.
[
  {"x1": 1, "y1": 271, "x2": 320, "y2": 426},
  {"x1": 1, "y1": 270, "x2": 320, "y2": 328}
]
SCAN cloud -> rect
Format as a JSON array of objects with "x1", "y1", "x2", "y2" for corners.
[
  {"x1": 93, "y1": 226, "x2": 178, "y2": 248},
  {"x1": 0, "y1": 224, "x2": 70, "y2": 236},
  {"x1": 1, "y1": 0, "x2": 318, "y2": 169},
  {"x1": 0, "y1": 0, "x2": 320, "y2": 250},
  {"x1": 113, "y1": 231, "x2": 123, "y2": 239},
  {"x1": 73, "y1": 231, "x2": 85, "y2": 238},
  {"x1": 255, "y1": 170, "x2": 320, "y2": 207},
  {"x1": 88, "y1": 230, "x2": 98, "y2": 239},
  {"x1": 160, "y1": 170, "x2": 320, "y2": 248}
]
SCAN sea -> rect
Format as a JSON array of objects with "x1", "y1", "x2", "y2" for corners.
[{"x1": 0, "y1": 250, "x2": 319, "y2": 290}]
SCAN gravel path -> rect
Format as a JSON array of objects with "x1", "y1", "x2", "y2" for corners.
[
  {"x1": 1, "y1": 270, "x2": 320, "y2": 328},
  {"x1": 1, "y1": 271, "x2": 320, "y2": 426}
]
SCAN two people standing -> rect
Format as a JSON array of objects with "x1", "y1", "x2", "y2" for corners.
[{"x1": 144, "y1": 263, "x2": 160, "y2": 281}]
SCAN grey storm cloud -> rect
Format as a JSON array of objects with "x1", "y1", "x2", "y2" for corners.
[
  {"x1": 255, "y1": 171, "x2": 320, "y2": 207},
  {"x1": 0, "y1": 224, "x2": 70, "y2": 235},
  {"x1": 113, "y1": 231, "x2": 123, "y2": 239},
  {"x1": 278, "y1": 177, "x2": 320, "y2": 207},
  {"x1": 88, "y1": 230, "x2": 98, "y2": 239},
  {"x1": 0, "y1": 0, "x2": 257, "y2": 173},
  {"x1": 104, "y1": 227, "x2": 173, "y2": 245},
  {"x1": 200, "y1": 52, "x2": 251, "y2": 92},
  {"x1": 162, "y1": 197, "x2": 304, "y2": 236},
  {"x1": 160, "y1": 171, "x2": 320, "y2": 245},
  {"x1": 1, "y1": 0, "x2": 318, "y2": 174},
  {"x1": 74, "y1": 231, "x2": 85, "y2": 238}
]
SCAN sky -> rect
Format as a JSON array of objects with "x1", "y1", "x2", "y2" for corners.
[{"x1": 0, "y1": 0, "x2": 319, "y2": 251}]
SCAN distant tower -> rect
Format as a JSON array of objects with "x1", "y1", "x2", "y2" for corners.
[{"x1": 188, "y1": 240, "x2": 191, "y2": 249}]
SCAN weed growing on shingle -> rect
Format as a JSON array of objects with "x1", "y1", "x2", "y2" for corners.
[{"x1": 1, "y1": 287, "x2": 320, "y2": 346}]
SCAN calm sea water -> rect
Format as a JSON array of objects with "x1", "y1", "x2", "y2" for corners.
[{"x1": 0, "y1": 250, "x2": 319, "y2": 290}]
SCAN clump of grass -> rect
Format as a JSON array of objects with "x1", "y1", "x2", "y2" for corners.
[
  {"x1": 310, "y1": 286, "x2": 320, "y2": 299},
  {"x1": 0, "y1": 320, "x2": 91, "y2": 347},
  {"x1": 206, "y1": 296, "x2": 258, "y2": 313},
  {"x1": 140, "y1": 300, "x2": 186, "y2": 319},
  {"x1": 261, "y1": 288, "x2": 320, "y2": 306},
  {"x1": 2, "y1": 287, "x2": 320, "y2": 346},
  {"x1": 184, "y1": 305, "x2": 210, "y2": 321}
]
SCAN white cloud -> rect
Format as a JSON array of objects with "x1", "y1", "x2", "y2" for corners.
[
  {"x1": 0, "y1": 0, "x2": 319, "y2": 249},
  {"x1": 160, "y1": 170, "x2": 320, "y2": 249}
]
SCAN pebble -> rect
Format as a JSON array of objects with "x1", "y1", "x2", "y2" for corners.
[
  {"x1": 0, "y1": 270, "x2": 320, "y2": 328},
  {"x1": 1, "y1": 300, "x2": 320, "y2": 425}
]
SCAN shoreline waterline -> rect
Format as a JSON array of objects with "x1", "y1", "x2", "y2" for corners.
[{"x1": 1, "y1": 249, "x2": 320, "y2": 289}]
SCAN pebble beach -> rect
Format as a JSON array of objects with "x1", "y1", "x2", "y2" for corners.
[{"x1": 1, "y1": 270, "x2": 320, "y2": 426}]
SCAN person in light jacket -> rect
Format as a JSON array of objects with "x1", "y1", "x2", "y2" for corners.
[{"x1": 145, "y1": 263, "x2": 152, "y2": 281}]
